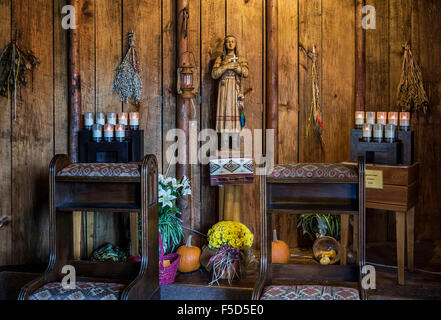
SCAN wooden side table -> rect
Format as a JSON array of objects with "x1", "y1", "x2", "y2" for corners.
[{"x1": 343, "y1": 162, "x2": 419, "y2": 285}]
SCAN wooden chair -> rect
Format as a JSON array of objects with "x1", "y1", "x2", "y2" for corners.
[
  {"x1": 252, "y1": 157, "x2": 367, "y2": 300},
  {"x1": 18, "y1": 154, "x2": 159, "y2": 300}
]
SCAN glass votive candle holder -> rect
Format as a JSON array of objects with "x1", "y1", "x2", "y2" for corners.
[
  {"x1": 388, "y1": 112, "x2": 398, "y2": 126},
  {"x1": 377, "y1": 112, "x2": 387, "y2": 125},
  {"x1": 115, "y1": 124, "x2": 126, "y2": 142},
  {"x1": 366, "y1": 112, "x2": 376, "y2": 125},
  {"x1": 107, "y1": 112, "x2": 117, "y2": 126},
  {"x1": 400, "y1": 112, "x2": 410, "y2": 131},
  {"x1": 373, "y1": 124, "x2": 384, "y2": 143},
  {"x1": 362, "y1": 124, "x2": 373, "y2": 142},
  {"x1": 96, "y1": 112, "x2": 106, "y2": 126},
  {"x1": 92, "y1": 124, "x2": 103, "y2": 142},
  {"x1": 355, "y1": 111, "x2": 365, "y2": 129},
  {"x1": 104, "y1": 124, "x2": 114, "y2": 142},
  {"x1": 118, "y1": 112, "x2": 128, "y2": 127},
  {"x1": 84, "y1": 112, "x2": 94, "y2": 130},
  {"x1": 130, "y1": 112, "x2": 140, "y2": 130},
  {"x1": 385, "y1": 124, "x2": 396, "y2": 143}
]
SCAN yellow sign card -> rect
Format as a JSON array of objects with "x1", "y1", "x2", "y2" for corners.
[{"x1": 365, "y1": 169, "x2": 383, "y2": 189}]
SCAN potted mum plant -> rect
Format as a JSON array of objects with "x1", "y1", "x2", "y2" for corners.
[
  {"x1": 138, "y1": 174, "x2": 191, "y2": 255},
  {"x1": 203, "y1": 221, "x2": 255, "y2": 286}
]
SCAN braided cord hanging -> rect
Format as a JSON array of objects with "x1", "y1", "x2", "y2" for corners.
[{"x1": 307, "y1": 45, "x2": 325, "y2": 156}]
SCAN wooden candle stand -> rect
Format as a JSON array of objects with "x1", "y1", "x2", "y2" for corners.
[
  {"x1": 350, "y1": 129, "x2": 414, "y2": 166},
  {"x1": 79, "y1": 129, "x2": 144, "y2": 163}
]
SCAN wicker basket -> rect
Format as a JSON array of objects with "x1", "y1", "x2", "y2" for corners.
[{"x1": 159, "y1": 232, "x2": 181, "y2": 285}]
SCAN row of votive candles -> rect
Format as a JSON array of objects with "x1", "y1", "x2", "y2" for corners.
[
  {"x1": 355, "y1": 111, "x2": 410, "y2": 130},
  {"x1": 92, "y1": 124, "x2": 127, "y2": 142},
  {"x1": 362, "y1": 123, "x2": 398, "y2": 143},
  {"x1": 84, "y1": 112, "x2": 140, "y2": 130}
]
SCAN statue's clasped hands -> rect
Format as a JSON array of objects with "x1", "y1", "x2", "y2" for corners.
[{"x1": 224, "y1": 61, "x2": 241, "y2": 74}]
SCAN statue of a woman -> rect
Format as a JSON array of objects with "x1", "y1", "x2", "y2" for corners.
[
  {"x1": 212, "y1": 35, "x2": 249, "y2": 138},
  {"x1": 211, "y1": 36, "x2": 249, "y2": 223}
]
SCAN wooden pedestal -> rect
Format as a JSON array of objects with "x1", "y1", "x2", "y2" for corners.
[{"x1": 343, "y1": 162, "x2": 419, "y2": 285}]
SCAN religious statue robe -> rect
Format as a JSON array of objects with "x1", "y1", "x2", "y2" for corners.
[{"x1": 212, "y1": 55, "x2": 249, "y2": 133}]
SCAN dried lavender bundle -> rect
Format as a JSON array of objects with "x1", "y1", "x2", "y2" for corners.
[
  {"x1": 397, "y1": 44, "x2": 429, "y2": 115},
  {"x1": 0, "y1": 39, "x2": 40, "y2": 120},
  {"x1": 113, "y1": 32, "x2": 142, "y2": 104}
]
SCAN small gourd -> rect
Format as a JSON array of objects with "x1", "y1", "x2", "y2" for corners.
[
  {"x1": 271, "y1": 230, "x2": 290, "y2": 264},
  {"x1": 177, "y1": 235, "x2": 201, "y2": 273}
]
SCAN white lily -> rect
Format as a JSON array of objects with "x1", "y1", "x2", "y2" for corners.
[{"x1": 158, "y1": 188, "x2": 177, "y2": 208}]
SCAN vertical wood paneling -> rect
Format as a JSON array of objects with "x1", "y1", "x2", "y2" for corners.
[
  {"x1": 277, "y1": 0, "x2": 299, "y2": 247},
  {"x1": 162, "y1": 0, "x2": 176, "y2": 175},
  {"x1": 365, "y1": 0, "x2": 389, "y2": 113},
  {"x1": 95, "y1": 0, "x2": 122, "y2": 114},
  {"x1": 94, "y1": 0, "x2": 123, "y2": 247},
  {"x1": 200, "y1": 0, "x2": 225, "y2": 238},
  {"x1": 387, "y1": 0, "x2": 412, "y2": 242},
  {"x1": 123, "y1": 0, "x2": 162, "y2": 168},
  {"x1": 321, "y1": 0, "x2": 354, "y2": 164},
  {"x1": 54, "y1": 0, "x2": 69, "y2": 155},
  {"x1": 12, "y1": 0, "x2": 54, "y2": 264},
  {"x1": 1, "y1": 0, "x2": 441, "y2": 263},
  {"x1": 188, "y1": 0, "x2": 201, "y2": 245},
  {"x1": 0, "y1": 0, "x2": 12, "y2": 266},
  {"x1": 412, "y1": 0, "x2": 441, "y2": 240},
  {"x1": 298, "y1": 0, "x2": 322, "y2": 163},
  {"x1": 227, "y1": 0, "x2": 264, "y2": 247},
  {"x1": 79, "y1": 0, "x2": 96, "y2": 113}
]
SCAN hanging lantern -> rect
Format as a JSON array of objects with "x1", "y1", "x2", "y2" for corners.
[{"x1": 179, "y1": 61, "x2": 196, "y2": 99}]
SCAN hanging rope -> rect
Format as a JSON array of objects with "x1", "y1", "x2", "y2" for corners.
[
  {"x1": 307, "y1": 45, "x2": 325, "y2": 157},
  {"x1": 397, "y1": 43, "x2": 429, "y2": 115}
]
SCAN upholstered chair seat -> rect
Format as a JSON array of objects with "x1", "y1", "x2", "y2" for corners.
[
  {"x1": 261, "y1": 285, "x2": 360, "y2": 301},
  {"x1": 268, "y1": 163, "x2": 358, "y2": 180},
  {"x1": 28, "y1": 282, "x2": 126, "y2": 300},
  {"x1": 56, "y1": 163, "x2": 140, "y2": 178}
]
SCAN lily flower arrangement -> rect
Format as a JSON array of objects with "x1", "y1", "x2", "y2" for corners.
[
  {"x1": 158, "y1": 174, "x2": 191, "y2": 254},
  {"x1": 138, "y1": 174, "x2": 191, "y2": 255}
]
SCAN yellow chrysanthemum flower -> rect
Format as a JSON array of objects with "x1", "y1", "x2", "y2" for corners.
[{"x1": 207, "y1": 221, "x2": 254, "y2": 249}]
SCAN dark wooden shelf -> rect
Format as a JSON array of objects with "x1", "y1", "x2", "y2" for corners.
[
  {"x1": 56, "y1": 202, "x2": 141, "y2": 213},
  {"x1": 268, "y1": 202, "x2": 359, "y2": 215}
]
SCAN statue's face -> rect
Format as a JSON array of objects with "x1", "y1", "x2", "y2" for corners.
[{"x1": 225, "y1": 37, "x2": 237, "y2": 52}]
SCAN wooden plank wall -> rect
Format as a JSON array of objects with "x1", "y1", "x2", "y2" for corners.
[{"x1": 0, "y1": 0, "x2": 440, "y2": 265}]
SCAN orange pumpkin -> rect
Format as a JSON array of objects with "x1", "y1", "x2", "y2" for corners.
[
  {"x1": 272, "y1": 230, "x2": 290, "y2": 264},
  {"x1": 177, "y1": 235, "x2": 201, "y2": 273}
]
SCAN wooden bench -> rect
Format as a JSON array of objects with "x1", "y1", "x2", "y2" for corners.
[{"x1": 18, "y1": 154, "x2": 159, "y2": 300}]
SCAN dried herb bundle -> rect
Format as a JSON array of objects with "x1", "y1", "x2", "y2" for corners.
[
  {"x1": 113, "y1": 32, "x2": 142, "y2": 105},
  {"x1": 397, "y1": 44, "x2": 429, "y2": 115},
  {"x1": 0, "y1": 39, "x2": 40, "y2": 119}
]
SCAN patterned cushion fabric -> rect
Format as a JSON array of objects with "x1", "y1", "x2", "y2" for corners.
[
  {"x1": 28, "y1": 282, "x2": 126, "y2": 300},
  {"x1": 268, "y1": 164, "x2": 357, "y2": 180},
  {"x1": 261, "y1": 285, "x2": 360, "y2": 300},
  {"x1": 57, "y1": 163, "x2": 140, "y2": 178},
  {"x1": 209, "y1": 158, "x2": 254, "y2": 186}
]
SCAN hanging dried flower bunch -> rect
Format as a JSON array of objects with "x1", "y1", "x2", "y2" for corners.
[
  {"x1": 397, "y1": 44, "x2": 429, "y2": 115},
  {"x1": 0, "y1": 38, "x2": 40, "y2": 120},
  {"x1": 113, "y1": 32, "x2": 142, "y2": 105}
]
